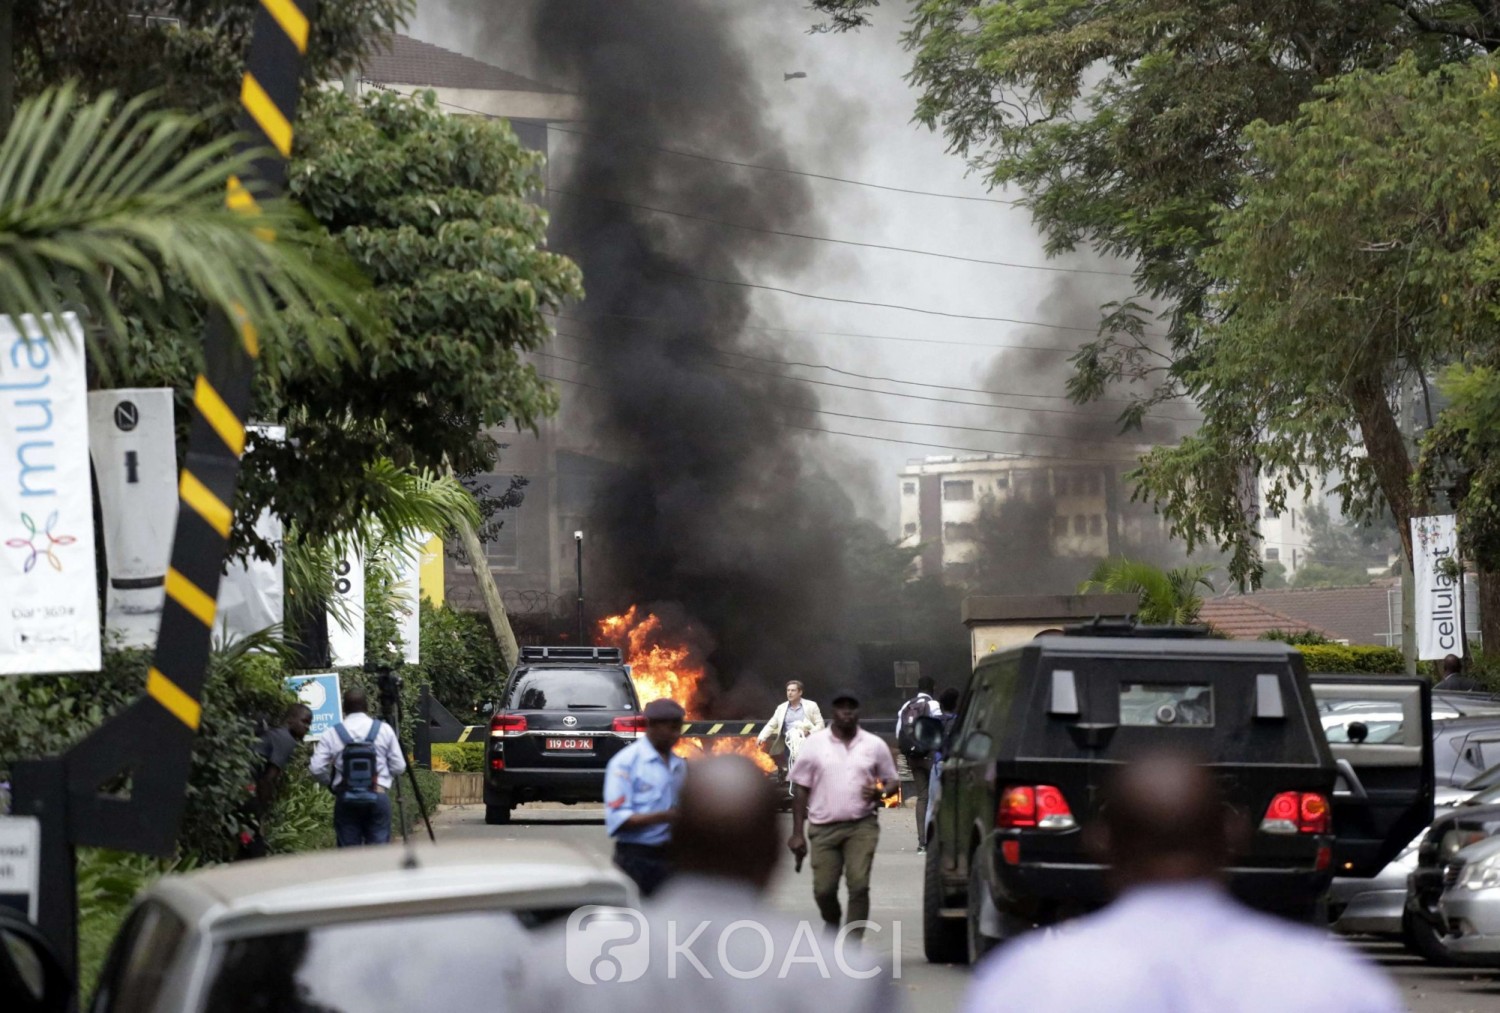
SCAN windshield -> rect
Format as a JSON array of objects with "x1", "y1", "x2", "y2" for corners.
[
  {"x1": 201, "y1": 910, "x2": 559, "y2": 1011},
  {"x1": 505, "y1": 667, "x2": 635, "y2": 710}
]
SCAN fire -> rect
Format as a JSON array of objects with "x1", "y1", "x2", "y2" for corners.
[
  {"x1": 678, "y1": 735, "x2": 777, "y2": 773},
  {"x1": 598, "y1": 606, "x2": 708, "y2": 714}
]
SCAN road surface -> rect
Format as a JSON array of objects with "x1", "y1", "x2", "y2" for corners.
[{"x1": 432, "y1": 801, "x2": 1500, "y2": 1012}]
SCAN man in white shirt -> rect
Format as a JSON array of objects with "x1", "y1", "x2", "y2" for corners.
[
  {"x1": 961, "y1": 751, "x2": 1402, "y2": 1013},
  {"x1": 310, "y1": 687, "x2": 407, "y2": 846},
  {"x1": 757, "y1": 680, "x2": 825, "y2": 794}
]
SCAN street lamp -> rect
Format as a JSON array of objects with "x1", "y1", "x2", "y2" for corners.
[{"x1": 574, "y1": 531, "x2": 585, "y2": 645}]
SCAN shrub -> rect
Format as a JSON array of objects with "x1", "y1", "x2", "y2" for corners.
[
  {"x1": 432, "y1": 741, "x2": 485, "y2": 773},
  {"x1": 417, "y1": 601, "x2": 505, "y2": 719},
  {"x1": 1260, "y1": 629, "x2": 1333, "y2": 646},
  {"x1": 1295, "y1": 644, "x2": 1406, "y2": 673}
]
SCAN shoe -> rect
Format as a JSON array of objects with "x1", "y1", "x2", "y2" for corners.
[{"x1": 917, "y1": 845, "x2": 927, "y2": 854}]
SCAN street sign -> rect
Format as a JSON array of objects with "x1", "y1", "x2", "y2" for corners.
[
  {"x1": 0, "y1": 815, "x2": 41, "y2": 922},
  {"x1": 894, "y1": 661, "x2": 920, "y2": 688},
  {"x1": 286, "y1": 673, "x2": 342, "y2": 738}
]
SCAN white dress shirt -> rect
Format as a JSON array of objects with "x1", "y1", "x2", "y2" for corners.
[
  {"x1": 309, "y1": 710, "x2": 407, "y2": 790},
  {"x1": 962, "y1": 881, "x2": 1402, "y2": 1013}
]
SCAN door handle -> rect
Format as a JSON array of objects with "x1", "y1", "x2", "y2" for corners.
[{"x1": 1334, "y1": 758, "x2": 1368, "y2": 799}]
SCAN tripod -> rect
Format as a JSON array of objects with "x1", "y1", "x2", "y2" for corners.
[{"x1": 375, "y1": 668, "x2": 436, "y2": 844}]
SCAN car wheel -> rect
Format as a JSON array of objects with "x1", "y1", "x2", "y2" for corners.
[
  {"x1": 1403, "y1": 908, "x2": 1457, "y2": 966},
  {"x1": 484, "y1": 798, "x2": 513, "y2": 825},
  {"x1": 923, "y1": 842, "x2": 967, "y2": 964},
  {"x1": 966, "y1": 853, "x2": 1000, "y2": 965}
]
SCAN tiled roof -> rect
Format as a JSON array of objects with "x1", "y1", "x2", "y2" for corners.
[
  {"x1": 361, "y1": 35, "x2": 565, "y2": 94},
  {"x1": 1198, "y1": 599, "x2": 1336, "y2": 642},
  {"x1": 1230, "y1": 585, "x2": 1395, "y2": 646}
]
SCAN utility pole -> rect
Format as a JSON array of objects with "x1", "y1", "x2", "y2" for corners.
[
  {"x1": 575, "y1": 530, "x2": 586, "y2": 644},
  {"x1": 1401, "y1": 375, "x2": 1418, "y2": 675}
]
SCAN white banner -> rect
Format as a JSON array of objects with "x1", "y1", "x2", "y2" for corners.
[
  {"x1": 216, "y1": 425, "x2": 285, "y2": 645},
  {"x1": 89, "y1": 389, "x2": 176, "y2": 649},
  {"x1": 329, "y1": 544, "x2": 365, "y2": 667},
  {"x1": 0, "y1": 314, "x2": 101, "y2": 673},
  {"x1": 393, "y1": 532, "x2": 425, "y2": 665},
  {"x1": 1413, "y1": 514, "x2": 1465, "y2": 661}
]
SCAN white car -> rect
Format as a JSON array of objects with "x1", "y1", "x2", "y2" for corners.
[{"x1": 5, "y1": 840, "x2": 635, "y2": 1013}]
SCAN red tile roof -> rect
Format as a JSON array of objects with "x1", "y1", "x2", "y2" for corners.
[
  {"x1": 361, "y1": 35, "x2": 565, "y2": 94},
  {"x1": 1228, "y1": 585, "x2": 1395, "y2": 646},
  {"x1": 1198, "y1": 599, "x2": 1337, "y2": 642}
]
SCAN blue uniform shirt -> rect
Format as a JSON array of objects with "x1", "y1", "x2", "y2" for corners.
[{"x1": 603, "y1": 736, "x2": 686, "y2": 846}]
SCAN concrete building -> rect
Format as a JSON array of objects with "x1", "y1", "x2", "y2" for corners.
[{"x1": 1253, "y1": 472, "x2": 1319, "y2": 576}]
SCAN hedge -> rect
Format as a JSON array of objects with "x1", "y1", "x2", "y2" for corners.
[
  {"x1": 431, "y1": 741, "x2": 485, "y2": 773},
  {"x1": 1295, "y1": 644, "x2": 1406, "y2": 674}
]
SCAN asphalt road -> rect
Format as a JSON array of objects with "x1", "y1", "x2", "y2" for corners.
[{"x1": 433, "y1": 802, "x2": 1500, "y2": 1012}]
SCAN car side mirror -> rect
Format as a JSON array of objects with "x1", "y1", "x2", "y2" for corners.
[
  {"x1": 913, "y1": 715, "x2": 944, "y2": 752},
  {"x1": 0, "y1": 910, "x2": 71, "y2": 1013}
]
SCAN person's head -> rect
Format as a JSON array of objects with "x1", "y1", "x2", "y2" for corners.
[
  {"x1": 1443, "y1": 654, "x2": 1463, "y2": 677},
  {"x1": 1089, "y1": 750, "x2": 1239, "y2": 893},
  {"x1": 343, "y1": 687, "x2": 369, "y2": 716},
  {"x1": 917, "y1": 675, "x2": 936, "y2": 695},
  {"x1": 643, "y1": 698, "x2": 685, "y2": 754},
  {"x1": 670, "y1": 756, "x2": 782, "y2": 890},
  {"x1": 285, "y1": 703, "x2": 313, "y2": 741},
  {"x1": 939, "y1": 688, "x2": 960, "y2": 714},
  {"x1": 829, "y1": 690, "x2": 860, "y2": 734},
  {"x1": 785, "y1": 680, "x2": 804, "y2": 704}
]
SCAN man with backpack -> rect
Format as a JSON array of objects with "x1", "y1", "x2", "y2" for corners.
[
  {"x1": 310, "y1": 686, "x2": 407, "y2": 847},
  {"x1": 896, "y1": 676, "x2": 943, "y2": 853}
]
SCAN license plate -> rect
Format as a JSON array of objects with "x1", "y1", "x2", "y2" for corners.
[{"x1": 545, "y1": 737, "x2": 593, "y2": 750}]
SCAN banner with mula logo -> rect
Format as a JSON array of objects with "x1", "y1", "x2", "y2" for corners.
[
  {"x1": 0, "y1": 315, "x2": 101, "y2": 674},
  {"x1": 1412, "y1": 514, "x2": 1465, "y2": 661}
]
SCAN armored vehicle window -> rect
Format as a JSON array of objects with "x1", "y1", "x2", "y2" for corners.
[{"x1": 1120, "y1": 683, "x2": 1213, "y2": 727}]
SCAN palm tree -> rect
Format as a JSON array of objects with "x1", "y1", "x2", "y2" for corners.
[
  {"x1": 1079, "y1": 558, "x2": 1217, "y2": 625},
  {"x1": 0, "y1": 83, "x2": 368, "y2": 354}
]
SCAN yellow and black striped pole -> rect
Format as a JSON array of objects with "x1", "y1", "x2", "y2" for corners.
[{"x1": 59, "y1": 0, "x2": 316, "y2": 855}]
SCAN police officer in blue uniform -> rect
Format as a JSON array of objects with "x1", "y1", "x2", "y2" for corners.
[{"x1": 604, "y1": 698, "x2": 687, "y2": 896}]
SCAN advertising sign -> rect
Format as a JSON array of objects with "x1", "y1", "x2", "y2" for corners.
[
  {"x1": 1412, "y1": 514, "x2": 1465, "y2": 661},
  {"x1": 329, "y1": 544, "x2": 365, "y2": 667},
  {"x1": 285, "y1": 672, "x2": 342, "y2": 738},
  {"x1": 216, "y1": 425, "x2": 286, "y2": 645}
]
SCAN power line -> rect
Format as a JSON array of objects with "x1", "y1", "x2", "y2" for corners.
[
  {"x1": 546, "y1": 187, "x2": 1132, "y2": 277},
  {"x1": 542, "y1": 123, "x2": 1022, "y2": 205},
  {"x1": 538, "y1": 371, "x2": 1147, "y2": 464}
]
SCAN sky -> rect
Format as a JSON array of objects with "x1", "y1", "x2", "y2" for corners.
[{"x1": 403, "y1": 0, "x2": 1169, "y2": 531}]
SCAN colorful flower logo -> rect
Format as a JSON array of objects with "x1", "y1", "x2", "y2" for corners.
[{"x1": 6, "y1": 512, "x2": 77, "y2": 572}]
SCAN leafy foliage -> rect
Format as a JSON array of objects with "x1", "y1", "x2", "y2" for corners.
[
  {"x1": 416, "y1": 601, "x2": 504, "y2": 719},
  {"x1": 431, "y1": 742, "x2": 485, "y2": 773},
  {"x1": 1296, "y1": 644, "x2": 1406, "y2": 674},
  {"x1": 1259, "y1": 629, "x2": 1333, "y2": 646},
  {"x1": 1079, "y1": 558, "x2": 1215, "y2": 625}
]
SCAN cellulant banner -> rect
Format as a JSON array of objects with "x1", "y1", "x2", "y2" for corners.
[
  {"x1": 1412, "y1": 514, "x2": 1465, "y2": 661},
  {"x1": 329, "y1": 543, "x2": 365, "y2": 668},
  {"x1": 0, "y1": 314, "x2": 101, "y2": 674},
  {"x1": 216, "y1": 425, "x2": 286, "y2": 645},
  {"x1": 89, "y1": 388, "x2": 176, "y2": 649},
  {"x1": 393, "y1": 531, "x2": 426, "y2": 665}
]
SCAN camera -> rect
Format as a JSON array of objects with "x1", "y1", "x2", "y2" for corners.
[{"x1": 374, "y1": 666, "x2": 403, "y2": 709}]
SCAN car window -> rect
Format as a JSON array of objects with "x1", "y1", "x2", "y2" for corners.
[
  {"x1": 200, "y1": 910, "x2": 548, "y2": 1011},
  {"x1": 504, "y1": 668, "x2": 634, "y2": 709},
  {"x1": 91, "y1": 901, "x2": 188, "y2": 1013},
  {"x1": 1462, "y1": 758, "x2": 1500, "y2": 791}
]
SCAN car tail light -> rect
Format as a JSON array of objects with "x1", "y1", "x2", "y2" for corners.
[
  {"x1": 491, "y1": 757, "x2": 505, "y2": 770},
  {"x1": 612, "y1": 715, "x2": 647, "y2": 735},
  {"x1": 1001, "y1": 840, "x2": 1021, "y2": 865},
  {"x1": 490, "y1": 713, "x2": 527, "y2": 736},
  {"x1": 1260, "y1": 791, "x2": 1330, "y2": 834},
  {"x1": 998, "y1": 784, "x2": 1076, "y2": 830}
]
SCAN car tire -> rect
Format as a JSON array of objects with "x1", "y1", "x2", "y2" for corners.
[
  {"x1": 484, "y1": 799, "x2": 513, "y2": 826},
  {"x1": 923, "y1": 842, "x2": 967, "y2": 964},
  {"x1": 966, "y1": 853, "x2": 1000, "y2": 965},
  {"x1": 1403, "y1": 908, "x2": 1457, "y2": 966}
]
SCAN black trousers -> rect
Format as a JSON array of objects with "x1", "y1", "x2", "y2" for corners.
[{"x1": 613, "y1": 842, "x2": 672, "y2": 897}]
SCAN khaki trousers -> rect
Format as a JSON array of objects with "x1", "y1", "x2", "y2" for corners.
[{"x1": 808, "y1": 814, "x2": 880, "y2": 932}]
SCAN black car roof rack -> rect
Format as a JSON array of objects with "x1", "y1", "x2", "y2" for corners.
[
  {"x1": 519, "y1": 645, "x2": 625, "y2": 663},
  {"x1": 1061, "y1": 617, "x2": 1214, "y2": 639}
]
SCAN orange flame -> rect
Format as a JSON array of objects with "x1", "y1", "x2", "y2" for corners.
[
  {"x1": 598, "y1": 606, "x2": 709, "y2": 714},
  {"x1": 678, "y1": 735, "x2": 777, "y2": 773}
]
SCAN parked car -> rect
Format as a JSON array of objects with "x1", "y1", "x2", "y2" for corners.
[
  {"x1": 1438, "y1": 833, "x2": 1500, "y2": 964},
  {"x1": 1406, "y1": 784, "x2": 1500, "y2": 964},
  {"x1": 1328, "y1": 836, "x2": 1422, "y2": 937},
  {"x1": 1432, "y1": 715, "x2": 1500, "y2": 790},
  {"x1": 485, "y1": 645, "x2": 644, "y2": 824},
  {"x1": 919, "y1": 623, "x2": 1433, "y2": 965}
]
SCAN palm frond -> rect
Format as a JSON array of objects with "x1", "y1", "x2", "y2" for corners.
[
  {"x1": 0, "y1": 82, "x2": 373, "y2": 361},
  {"x1": 354, "y1": 459, "x2": 481, "y2": 548}
]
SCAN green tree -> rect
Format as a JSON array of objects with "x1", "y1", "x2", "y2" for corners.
[{"x1": 1080, "y1": 558, "x2": 1215, "y2": 625}]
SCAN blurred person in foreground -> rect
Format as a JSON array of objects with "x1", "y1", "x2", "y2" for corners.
[
  {"x1": 960, "y1": 750, "x2": 1401, "y2": 1013},
  {"x1": 604, "y1": 697, "x2": 687, "y2": 896},
  {"x1": 523, "y1": 756, "x2": 901, "y2": 1013}
]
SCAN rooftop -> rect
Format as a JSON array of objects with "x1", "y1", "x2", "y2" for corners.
[
  {"x1": 1214, "y1": 584, "x2": 1395, "y2": 646},
  {"x1": 361, "y1": 34, "x2": 566, "y2": 95},
  {"x1": 1198, "y1": 597, "x2": 1338, "y2": 642}
]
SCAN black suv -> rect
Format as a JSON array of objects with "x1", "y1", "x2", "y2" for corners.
[
  {"x1": 483, "y1": 646, "x2": 644, "y2": 825},
  {"x1": 921, "y1": 624, "x2": 1433, "y2": 964}
]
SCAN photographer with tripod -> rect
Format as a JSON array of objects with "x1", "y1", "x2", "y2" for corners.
[{"x1": 310, "y1": 686, "x2": 408, "y2": 846}]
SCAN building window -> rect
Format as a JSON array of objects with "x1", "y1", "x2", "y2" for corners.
[
  {"x1": 1073, "y1": 514, "x2": 1088, "y2": 535},
  {"x1": 1086, "y1": 472, "x2": 1102, "y2": 495},
  {"x1": 1290, "y1": 509, "x2": 1297, "y2": 530},
  {"x1": 485, "y1": 512, "x2": 520, "y2": 570},
  {"x1": 943, "y1": 521, "x2": 975, "y2": 542},
  {"x1": 1052, "y1": 516, "x2": 1069, "y2": 538},
  {"x1": 903, "y1": 522, "x2": 917, "y2": 537},
  {"x1": 1265, "y1": 547, "x2": 1280, "y2": 562},
  {"x1": 943, "y1": 480, "x2": 974, "y2": 501},
  {"x1": 1089, "y1": 515, "x2": 1103, "y2": 536},
  {"x1": 902, "y1": 482, "x2": 916, "y2": 496},
  {"x1": 995, "y1": 471, "x2": 1009, "y2": 489}
]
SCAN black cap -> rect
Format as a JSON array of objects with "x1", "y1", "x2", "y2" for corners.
[
  {"x1": 643, "y1": 698, "x2": 686, "y2": 721},
  {"x1": 829, "y1": 688, "x2": 860, "y2": 706}
]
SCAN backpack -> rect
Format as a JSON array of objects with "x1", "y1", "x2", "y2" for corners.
[
  {"x1": 897, "y1": 695, "x2": 932, "y2": 758},
  {"x1": 334, "y1": 720, "x2": 383, "y2": 806}
]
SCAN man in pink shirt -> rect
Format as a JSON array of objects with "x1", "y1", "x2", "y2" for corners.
[{"x1": 788, "y1": 687, "x2": 899, "y2": 940}]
